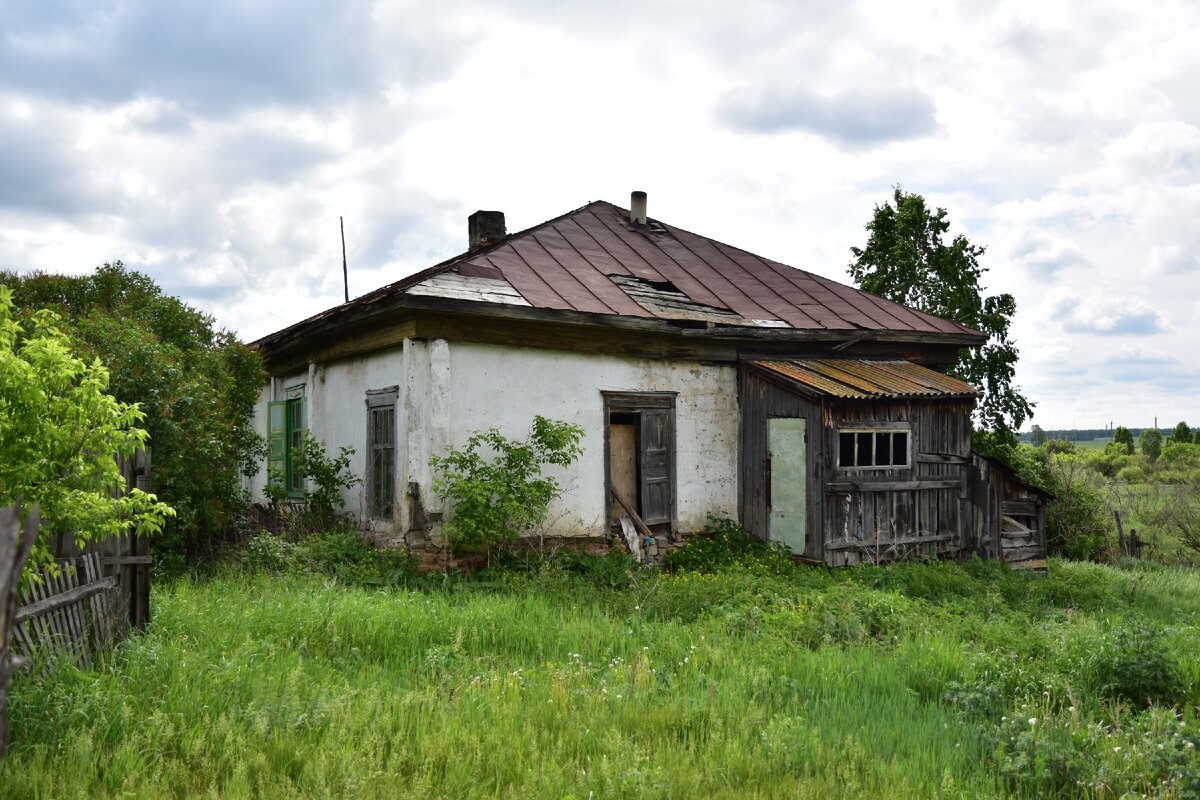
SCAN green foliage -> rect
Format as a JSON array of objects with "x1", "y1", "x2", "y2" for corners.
[
  {"x1": 1087, "y1": 624, "x2": 1185, "y2": 708},
  {"x1": 0, "y1": 286, "x2": 174, "y2": 572},
  {"x1": 661, "y1": 514, "x2": 795, "y2": 574},
  {"x1": 1168, "y1": 421, "x2": 1192, "y2": 446},
  {"x1": 1082, "y1": 443, "x2": 1135, "y2": 479},
  {"x1": 1116, "y1": 464, "x2": 1148, "y2": 484},
  {"x1": 1043, "y1": 438, "x2": 1076, "y2": 455},
  {"x1": 240, "y1": 529, "x2": 416, "y2": 586},
  {"x1": 1141, "y1": 428, "x2": 1163, "y2": 461},
  {"x1": 1156, "y1": 442, "x2": 1200, "y2": 485},
  {"x1": 430, "y1": 416, "x2": 584, "y2": 551},
  {"x1": 1112, "y1": 425, "x2": 1135, "y2": 455},
  {"x1": 848, "y1": 187, "x2": 1033, "y2": 449},
  {"x1": 8, "y1": 558, "x2": 1200, "y2": 797},
  {"x1": 1038, "y1": 454, "x2": 1113, "y2": 561},
  {"x1": 3, "y1": 264, "x2": 264, "y2": 568},
  {"x1": 1029, "y1": 424, "x2": 1047, "y2": 447},
  {"x1": 287, "y1": 431, "x2": 360, "y2": 528}
]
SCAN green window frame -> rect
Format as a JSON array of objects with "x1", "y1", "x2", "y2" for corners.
[{"x1": 267, "y1": 385, "x2": 306, "y2": 497}]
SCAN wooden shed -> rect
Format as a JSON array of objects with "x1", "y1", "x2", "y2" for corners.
[
  {"x1": 740, "y1": 358, "x2": 1045, "y2": 567},
  {"x1": 967, "y1": 453, "x2": 1052, "y2": 571}
]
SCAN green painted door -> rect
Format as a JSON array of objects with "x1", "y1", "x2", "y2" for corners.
[{"x1": 769, "y1": 418, "x2": 807, "y2": 555}]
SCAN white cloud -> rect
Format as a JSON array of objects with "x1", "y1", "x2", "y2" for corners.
[{"x1": 1045, "y1": 291, "x2": 1171, "y2": 336}]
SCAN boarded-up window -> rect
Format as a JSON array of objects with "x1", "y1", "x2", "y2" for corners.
[
  {"x1": 838, "y1": 429, "x2": 909, "y2": 469},
  {"x1": 604, "y1": 393, "x2": 676, "y2": 529},
  {"x1": 366, "y1": 387, "x2": 399, "y2": 519}
]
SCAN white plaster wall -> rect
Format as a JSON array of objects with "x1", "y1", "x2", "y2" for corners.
[
  {"x1": 444, "y1": 341, "x2": 739, "y2": 537},
  {"x1": 247, "y1": 350, "x2": 414, "y2": 526},
  {"x1": 247, "y1": 339, "x2": 740, "y2": 538}
]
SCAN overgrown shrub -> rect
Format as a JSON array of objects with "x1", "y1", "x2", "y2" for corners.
[
  {"x1": 766, "y1": 587, "x2": 915, "y2": 648},
  {"x1": 3, "y1": 264, "x2": 263, "y2": 571},
  {"x1": 0, "y1": 286, "x2": 174, "y2": 573},
  {"x1": 266, "y1": 431, "x2": 359, "y2": 533},
  {"x1": 295, "y1": 432, "x2": 359, "y2": 526},
  {"x1": 1116, "y1": 464, "x2": 1148, "y2": 484},
  {"x1": 1041, "y1": 455, "x2": 1113, "y2": 561},
  {"x1": 430, "y1": 416, "x2": 584, "y2": 552},
  {"x1": 1155, "y1": 442, "x2": 1200, "y2": 485},
  {"x1": 1087, "y1": 624, "x2": 1186, "y2": 708},
  {"x1": 662, "y1": 515, "x2": 795, "y2": 574}
]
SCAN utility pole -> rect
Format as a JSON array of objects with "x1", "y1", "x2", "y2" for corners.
[{"x1": 340, "y1": 216, "x2": 349, "y2": 304}]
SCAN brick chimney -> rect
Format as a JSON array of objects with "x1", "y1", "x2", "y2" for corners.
[{"x1": 468, "y1": 210, "x2": 506, "y2": 251}]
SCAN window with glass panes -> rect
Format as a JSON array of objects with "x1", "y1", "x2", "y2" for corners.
[
  {"x1": 366, "y1": 387, "x2": 398, "y2": 519},
  {"x1": 267, "y1": 384, "x2": 306, "y2": 497}
]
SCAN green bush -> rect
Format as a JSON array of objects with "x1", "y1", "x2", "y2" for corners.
[
  {"x1": 1042, "y1": 455, "x2": 1113, "y2": 561},
  {"x1": 294, "y1": 431, "x2": 360, "y2": 526},
  {"x1": 661, "y1": 515, "x2": 795, "y2": 574},
  {"x1": 1087, "y1": 624, "x2": 1186, "y2": 708},
  {"x1": 995, "y1": 712, "x2": 1097, "y2": 798},
  {"x1": 766, "y1": 587, "x2": 916, "y2": 649},
  {"x1": 3, "y1": 264, "x2": 263, "y2": 570},
  {"x1": 430, "y1": 416, "x2": 584, "y2": 552},
  {"x1": 1116, "y1": 464, "x2": 1148, "y2": 484}
]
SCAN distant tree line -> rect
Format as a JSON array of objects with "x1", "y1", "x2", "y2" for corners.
[{"x1": 1024, "y1": 424, "x2": 1200, "y2": 450}]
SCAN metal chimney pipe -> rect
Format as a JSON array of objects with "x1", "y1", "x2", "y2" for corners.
[{"x1": 630, "y1": 190, "x2": 648, "y2": 226}]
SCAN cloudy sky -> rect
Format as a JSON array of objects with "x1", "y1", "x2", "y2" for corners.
[{"x1": 2, "y1": 0, "x2": 1197, "y2": 430}]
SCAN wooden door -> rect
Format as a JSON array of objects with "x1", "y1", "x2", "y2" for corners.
[
  {"x1": 640, "y1": 409, "x2": 672, "y2": 525},
  {"x1": 769, "y1": 418, "x2": 807, "y2": 555}
]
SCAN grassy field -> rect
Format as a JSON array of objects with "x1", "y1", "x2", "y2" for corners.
[{"x1": 3, "y1": 556, "x2": 1200, "y2": 798}]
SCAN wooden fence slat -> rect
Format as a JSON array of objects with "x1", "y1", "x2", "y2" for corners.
[
  {"x1": 61, "y1": 562, "x2": 91, "y2": 669},
  {"x1": 14, "y1": 575, "x2": 120, "y2": 625}
]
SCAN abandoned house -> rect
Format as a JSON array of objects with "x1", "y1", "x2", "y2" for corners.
[{"x1": 249, "y1": 192, "x2": 1047, "y2": 570}]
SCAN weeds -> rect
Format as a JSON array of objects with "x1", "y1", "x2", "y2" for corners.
[{"x1": 2, "y1": 558, "x2": 1199, "y2": 798}]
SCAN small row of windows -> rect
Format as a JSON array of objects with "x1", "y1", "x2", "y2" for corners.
[{"x1": 838, "y1": 430, "x2": 909, "y2": 469}]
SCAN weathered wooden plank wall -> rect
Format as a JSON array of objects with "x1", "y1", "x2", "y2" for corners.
[{"x1": 741, "y1": 365, "x2": 1017, "y2": 567}]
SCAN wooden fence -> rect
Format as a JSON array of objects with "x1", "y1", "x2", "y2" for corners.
[
  {"x1": 10, "y1": 552, "x2": 126, "y2": 673},
  {"x1": 45, "y1": 448, "x2": 153, "y2": 629},
  {"x1": 6, "y1": 447, "x2": 153, "y2": 678}
]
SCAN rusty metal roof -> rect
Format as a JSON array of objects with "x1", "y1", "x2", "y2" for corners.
[
  {"x1": 753, "y1": 359, "x2": 979, "y2": 399},
  {"x1": 253, "y1": 200, "x2": 983, "y2": 352}
]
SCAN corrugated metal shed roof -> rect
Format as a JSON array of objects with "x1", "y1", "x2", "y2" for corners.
[
  {"x1": 754, "y1": 359, "x2": 979, "y2": 399},
  {"x1": 253, "y1": 200, "x2": 984, "y2": 352}
]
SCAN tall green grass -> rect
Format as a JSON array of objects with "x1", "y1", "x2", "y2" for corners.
[{"x1": 3, "y1": 558, "x2": 1199, "y2": 798}]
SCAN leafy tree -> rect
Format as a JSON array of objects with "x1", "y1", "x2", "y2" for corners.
[
  {"x1": 1112, "y1": 426, "x2": 1135, "y2": 455},
  {"x1": 1168, "y1": 421, "x2": 1191, "y2": 446},
  {"x1": 1044, "y1": 439, "x2": 1076, "y2": 455},
  {"x1": 0, "y1": 286, "x2": 174, "y2": 571},
  {"x1": 1030, "y1": 424, "x2": 1047, "y2": 447},
  {"x1": 1140, "y1": 428, "x2": 1163, "y2": 462},
  {"x1": 849, "y1": 188, "x2": 1033, "y2": 458},
  {"x1": 430, "y1": 416, "x2": 584, "y2": 555},
  {"x1": 2, "y1": 264, "x2": 262, "y2": 569}
]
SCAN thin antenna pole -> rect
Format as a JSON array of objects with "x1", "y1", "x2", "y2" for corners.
[{"x1": 340, "y1": 216, "x2": 349, "y2": 304}]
